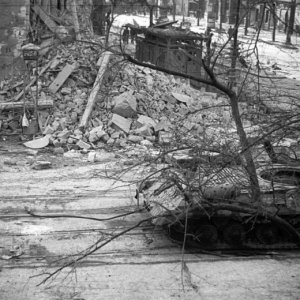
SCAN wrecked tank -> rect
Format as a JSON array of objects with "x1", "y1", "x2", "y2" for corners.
[{"x1": 137, "y1": 162, "x2": 300, "y2": 250}]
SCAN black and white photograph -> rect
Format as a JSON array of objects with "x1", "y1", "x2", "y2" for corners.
[{"x1": 0, "y1": 0, "x2": 300, "y2": 299}]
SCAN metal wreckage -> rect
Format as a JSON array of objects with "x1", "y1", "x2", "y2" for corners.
[{"x1": 136, "y1": 151, "x2": 300, "y2": 250}]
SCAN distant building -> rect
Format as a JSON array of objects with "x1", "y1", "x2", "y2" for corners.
[
  {"x1": 0, "y1": 0, "x2": 93, "y2": 80},
  {"x1": 0, "y1": 0, "x2": 29, "y2": 80}
]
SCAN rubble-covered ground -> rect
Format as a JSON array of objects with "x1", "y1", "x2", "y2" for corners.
[
  {"x1": 1, "y1": 14, "x2": 299, "y2": 161},
  {"x1": 1, "y1": 143, "x2": 300, "y2": 300}
]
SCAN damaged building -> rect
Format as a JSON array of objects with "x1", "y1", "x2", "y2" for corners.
[{"x1": 0, "y1": 0, "x2": 94, "y2": 80}]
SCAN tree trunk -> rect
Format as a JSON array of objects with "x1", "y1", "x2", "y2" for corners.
[
  {"x1": 244, "y1": 0, "x2": 249, "y2": 36},
  {"x1": 230, "y1": 0, "x2": 240, "y2": 89},
  {"x1": 150, "y1": 6, "x2": 154, "y2": 26},
  {"x1": 229, "y1": 92, "x2": 261, "y2": 201},
  {"x1": 197, "y1": 0, "x2": 200, "y2": 26},
  {"x1": 229, "y1": 0, "x2": 261, "y2": 201},
  {"x1": 172, "y1": 0, "x2": 176, "y2": 21},
  {"x1": 286, "y1": 0, "x2": 296, "y2": 44},
  {"x1": 272, "y1": 3, "x2": 277, "y2": 42},
  {"x1": 219, "y1": 0, "x2": 223, "y2": 32},
  {"x1": 71, "y1": 0, "x2": 81, "y2": 40}
]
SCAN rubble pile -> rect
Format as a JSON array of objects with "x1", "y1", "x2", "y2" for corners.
[{"x1": 0, "y1": 39, "x2": 249, "y2": 154}]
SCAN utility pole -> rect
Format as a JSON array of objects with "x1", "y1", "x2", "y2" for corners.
[{"x1": 286, "y1": 0, "x2": 296, "y2": 44}]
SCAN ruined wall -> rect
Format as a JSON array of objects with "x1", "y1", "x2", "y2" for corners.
[{"x1": 0, "y1": 0, "x2": 30, "y2": 80}]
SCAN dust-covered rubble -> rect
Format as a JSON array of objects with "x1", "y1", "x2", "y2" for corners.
[{"x1": 2, "y1": 39, "x2": 298, "y2": 161}]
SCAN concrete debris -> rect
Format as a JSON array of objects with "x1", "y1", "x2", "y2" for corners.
[
  {"x1": 53, "y1": 147, "x2": 65, "y2": 154},
  {"x1": 154, "y1": 119, "x2": 171, "y2": 132},
  {"x1": 31, "y1": 161, "x2": 52, "y2": 170},
  {"x1": 88, "y1": 126, "x2": 106, "y2": 143},
  {"x1": 23, "y1": 135, "x2": 51, "y2": 149},
  {"x1": 134, "y1": 124, "x2": 153, "y2": 136},
  {"x1": 128, "y1": 135, "x2": 143, "y2": 143},
  {"x1": 63, "y1": 150, "x2": 82, "y2": 158},
  {"x1": 141, "y1": 140, "x2": 153, "y2": 147},
  {"x1": 2, "y1": 34, "x2": 271, "y2": 155},
  {"x1": 136, "y1": 115, "x2": 157, "y2": 128},
  {"x1": 76, "y1": 139, "x2": 91, "y2": 150},
  {"x1": 88, "y1": 151, "x2": 115, "y2": 162},
  {"x1": 171, "y1": 92, "x2": 192, "y2": 106},
  {"x1": 112, "y1": 91, "x2": 137, "y2": 118},
  {"x1": 111, "y1": 114, "x2": 132, "y2": 134},
  {"x1": 158, "y1": 132, "x2": 173, "y2": 144}
]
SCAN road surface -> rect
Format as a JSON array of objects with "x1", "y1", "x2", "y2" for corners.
[{"x1": 0, "y1": 141, "x2": 299, "y2": 300}]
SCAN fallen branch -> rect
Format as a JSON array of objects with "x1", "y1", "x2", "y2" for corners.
[
  {"x1": 25, "y1": 207, "x2": 145, "y2": 222},
  {"x1": 36, "y1": 215, "x2": 159, "y2": 286}
]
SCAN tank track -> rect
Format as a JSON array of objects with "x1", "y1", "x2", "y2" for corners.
[
  {"x1": 165, "y1": 216, "x2": 300, "y2": 251},
  {"x1": 139, "y1": 163, "x2": 300, "y2": 251}
]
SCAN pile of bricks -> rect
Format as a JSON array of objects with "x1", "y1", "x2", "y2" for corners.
[{"x1": 0, "y1": 39, "x2": 241, "y2": 154}]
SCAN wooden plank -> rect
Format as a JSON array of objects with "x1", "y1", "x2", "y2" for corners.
[
  {"x1": 48, "y1": 63, "x2": 77, "y2": 93},
  {"x1": 79, "y1": 52, "x2": 112, "y2": 129},
  {"x1": 32, "y1": 5, "x2": 58, "y2": 33},
  {"x1": 0, "y1": 99, "x2": 53, "y2": 111}
]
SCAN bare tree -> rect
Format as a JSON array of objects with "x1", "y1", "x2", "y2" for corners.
[{"x1": 286, "y1": 0, "x2": 297, "y2": 44}]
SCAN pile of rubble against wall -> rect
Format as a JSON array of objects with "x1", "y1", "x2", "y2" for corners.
[{"x1": 0, "y1": 39, "x2": 264, "y2": 153}]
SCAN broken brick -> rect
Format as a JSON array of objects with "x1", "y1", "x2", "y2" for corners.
[{"x1": 110, "y1": 114, "x2": 132, "y2": 134}]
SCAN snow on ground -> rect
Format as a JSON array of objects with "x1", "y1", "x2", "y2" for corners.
[{"x1": 114, "y1": 14, "x2": 300, "y2": 81}]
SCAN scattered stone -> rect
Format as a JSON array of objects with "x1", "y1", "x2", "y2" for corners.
[
  {"x1": 3, "y1": 158, "x2": 18, "y2": 166},
  {"x1": 52, "y1": 120, "x2": 62, "y2": 131},
  {"x1": 107, "y1": 138, "x2": 115, "y2": 145},
  {"x1": 43, "y1": 125, "x2": 55, "y2": 135},
  {"x1": 110, "y1": 131, "x2": 120, "y2": 139},
  {"x1": 53, "y1": 147, "x2": 65, "y2": 154},
  {"x1": 158, "y1": 132, "x2": 173, "y2": 144},
  {"x1": 154, "y1": 119, "x2": 171, "y2": 132},
  {"x1": 141, "y1": 140, "x2": 153, "y2": 147},
  {"x1": 63, "y1": 150, "x2": 82, "y2": 158},
  {"x1": 136, "y1": 115, "x2": 157, "y2": 128},
  {"x1": 88, "y1": 126, "x2": 106, "y2": 143},
  {"x1": 32, "y1": 161, "x2": 52, "y2": 170},
  {"x1": 135, "y1": 124, "x2": 152, "y2": 136},
  {"x1": 67, "y1": 137, "x2": 77, "y2": 144},
  {"x1": 56, "y1": 129, "x2": 71, "y2": 139},
  {"x1": 70, "y1": 112, "x2": 78, "y2": 123},
  {"x1": 61, "y1": 87, "x2": 72, "y2": 95},
  {"x1": 101, "y1": 134, "x2": 110, "y2": 143},
  {"x1": 53, "y1": 139, "x2": 62, "y2": 148},
  {"x1": 128, "y1": 135, "x2": 143, "y2": 143},
  {"x1": 110, "y1": 114, "x2": 132, "y2": 134},
  {"x1": 76, "y1": 139, "x2": 91, "y2": 150},
  {"x1": 172, "y1": 92, "x2": 192, "y2": 106},
  {"x1": 88, "y1": 151, "x2": 116, "y2": 162},
  {"x1": 23, "y1": 135, "x2": 51, "y2": 149},
  {"x1": 145, "y1": 136, "x2": 156, "y2": 142},
  {"x1": 112, "y1": 91, "x2": 137, "y2": 118}
]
